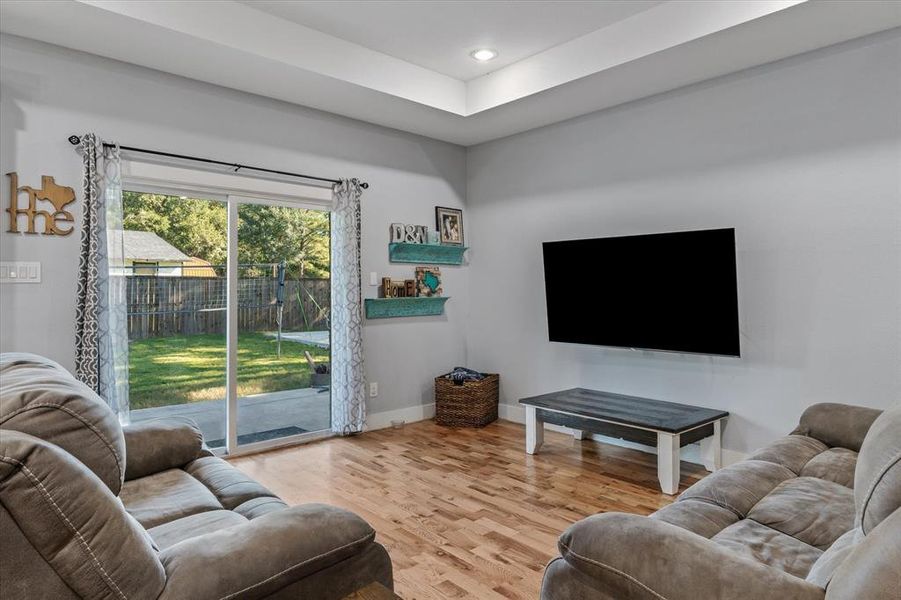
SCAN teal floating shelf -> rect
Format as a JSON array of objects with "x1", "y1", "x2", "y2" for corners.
[
  {"x1": 388, "y1": 243, "x2": 467, "y2": 265},
  {"x1": 365, "y1": 297, "x2": 449, "y2": 319}
]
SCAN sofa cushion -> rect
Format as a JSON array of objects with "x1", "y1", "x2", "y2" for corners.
[
  {"x1": 651, "y1": 498, "x2": 739, "y2": 538},
  {"x1": 0, "y1": 353, "x2": 126, "y2": 495},
  {"x1": 800, "y1": 448, "x2": 857, "y2": 488},
  {"x1": 854, "y1": 404, "x2": 901, "y2": 534},
  {"x1": 748, "y1": 435, "x2": 828, "y2": 474},
  {"x1": 120, "y1": 468, "x2": 222, "y2": 528},
  {"x1": 157, "y1": 504, "x2": 379, "y2": 600},
  {"x1": 747, "y1": 477, "x2": 854, "y2": 550},
  {"x1": 185, "y1": 456, "x2": 279, "y2": 510},
  {"x1": 148, "y1": 509, "x2": 248, "y2": 550},
  {"x1": 679, "y1": 460, "x2": 795, "y2": 518},
  {"x1": 0, "y1": 504, "x2": 80, "y2": 600},
  {"x1": 234, "y1": 496, "x2": 290, "y2": 520},
  {"x1": 256, "y1": 542, "x2": 394, "y2": 600},
  {"x1": 805, "y1": 527, "x2": 861, "y2": 588},
  {"x1": 123, "y1": 417, "x2": 210, "y2": 480},
  {"x1": 0, "y1": 430, "x2": 165, "y2": 600},
  {"x1": 555, "y1": 512, "x2": 826, "y2": 600},
  {"x1": 823, "y1": 507, "x2": 901, "y2": 600},
  {"x1": 792, "y1": 403, "x2": 882, "y2": 452},
  {"x1": 712, "y1": 519, "x2": 822, "y2": 578}
]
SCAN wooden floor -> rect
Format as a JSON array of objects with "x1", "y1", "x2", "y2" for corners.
[{"x1": 230, "y1": 419, "x2": 707, "y2": 600}]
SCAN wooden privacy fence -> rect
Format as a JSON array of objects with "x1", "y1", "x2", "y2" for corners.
[{"x1": 126, "y1": 276, "x2": 330, "y2": 340}]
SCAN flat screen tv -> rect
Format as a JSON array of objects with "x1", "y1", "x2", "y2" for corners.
[{"x1": 542, "y1": 228, "x2": 740, "y2": 356}]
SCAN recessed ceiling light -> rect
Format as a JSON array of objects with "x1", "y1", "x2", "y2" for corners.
[{"x1": 470, "y1": 48, "x2": 498, "y2": 62}]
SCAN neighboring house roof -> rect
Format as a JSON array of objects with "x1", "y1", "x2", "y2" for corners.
[
  {"x1": 123, "y1": 230, "x2": 190, "y2": 262},
  {"x1": 182, "y1": 257, "x2": 218, "y2": 278}
]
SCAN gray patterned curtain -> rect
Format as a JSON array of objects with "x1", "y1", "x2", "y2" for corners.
[
  {"x1": 74, "y1": 134, "x2": 102, "y2": 390},
  {"x1": 74, "y1": 134, "x2": 130, "y2": 423},
  {"x1": 330, "y1": 179, "x2": 366, "y2": 434}
]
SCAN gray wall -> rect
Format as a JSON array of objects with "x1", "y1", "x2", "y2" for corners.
[
  {"x1": 3, "y1": 31, "x2": 899, "y2": 453},
  {"x1": 466, "y1": 31, "x2": 901, "y2": 455},
  {"x1": 0, "y1": 34, "x2": 468, "y2": 418}
]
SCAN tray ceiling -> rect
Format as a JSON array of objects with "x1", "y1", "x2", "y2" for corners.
[
  {"x1": 238, "y1": 1, "x2": 665, "y2": 80},
  {"x1": 1, "y1": 0, "x2": 898, "y2": 145}
]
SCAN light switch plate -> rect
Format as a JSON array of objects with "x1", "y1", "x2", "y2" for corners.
[
  {"x1": 0, "y1": 261, "x2": 41, "y2": 283},
  {"x1": 369, "y1": 271, "x2": 379, "y2": 286}
]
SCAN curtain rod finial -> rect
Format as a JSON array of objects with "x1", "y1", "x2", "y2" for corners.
[
  {"x1": 361, "y1": 182, "x2": 369, "y2": 189},
  {"x1": 68, "y1": 135, "x2": 81, "y2": 145}
]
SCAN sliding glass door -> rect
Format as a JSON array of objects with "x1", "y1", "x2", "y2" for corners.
[
  {"x1": 124, "y1": 187, "x2": 331, "y2": 453},
  {"x1": 234, "y1": 200, "x2": 331, "y2": 446},
  {"x1": 123, "y1": 191, "x2": 229, "y2": 449}
]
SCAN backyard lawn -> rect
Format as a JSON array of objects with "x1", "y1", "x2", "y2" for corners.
[{"x1": 128, "y1": 332, "x2": 329, "y2": 409}]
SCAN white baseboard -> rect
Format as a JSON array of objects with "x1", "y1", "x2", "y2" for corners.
[
  {"x1": 366, "y1": 403, "x2": 436, "y2": 431},
  {"x1": 498, "y1": 403, "x2": 746, "y2": 469}
]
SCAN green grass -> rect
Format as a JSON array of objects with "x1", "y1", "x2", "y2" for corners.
[{"x1": 128, "y1": 332, "x2": 329, "y2": 410}]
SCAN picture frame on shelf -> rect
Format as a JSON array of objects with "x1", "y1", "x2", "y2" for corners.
[
  {"x1": 435, "y1": 206, "x2": 464, "y2": 246},
  {"x1": 415, "y1": 266, "x2": 443, "y2": 297}
]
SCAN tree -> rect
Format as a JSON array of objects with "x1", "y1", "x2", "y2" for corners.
[
  {"x1": 238, "y1": 204, "x2": 330, "y2": 278},
  {"x1": 122, "y1": 191, "x2": 330, "y2": 277},
  {"x1": 123, "y1": 192, "x2": 228, "y2": 265}
]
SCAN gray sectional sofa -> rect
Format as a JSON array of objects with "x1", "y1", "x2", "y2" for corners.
[
  {"x1": 0, "y1": 353, "x2": 393, "y2": 599},
  {"x1": 541, "y1": 401, "x2": 901, "y2": 599}
]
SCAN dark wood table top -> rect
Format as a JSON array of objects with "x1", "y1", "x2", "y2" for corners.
[{"x1": 519, "y1": 388, "x2": 728, "y2": 433}]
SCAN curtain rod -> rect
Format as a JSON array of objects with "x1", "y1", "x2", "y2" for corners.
[{"x1": 66, "y1": 135, "x2": 369, "y2": 189}]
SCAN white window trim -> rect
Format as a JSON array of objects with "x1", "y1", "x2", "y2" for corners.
[
  {"x1": 121, "y1": 158, "x2": 335, "y2": 455},
  {"x1": 121, "y1": 159, "x2": 333, "y2": 210}
]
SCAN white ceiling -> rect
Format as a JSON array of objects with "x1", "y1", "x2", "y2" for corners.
[
  {"x1": 1, "y1": 1, "x2": 899, "y2": 146},
  {"x1": 239, "y1": 1, "x2": 664, "y2": 80}
]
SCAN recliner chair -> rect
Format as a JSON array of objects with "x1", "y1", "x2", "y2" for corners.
[{"x1": 0, "y1": 352, "x2": 393, "y2": 599}]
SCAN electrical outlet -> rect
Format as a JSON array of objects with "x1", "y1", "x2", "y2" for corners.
[{"x1": 369, "y1": 382, "x2": 378, "y2": 397}]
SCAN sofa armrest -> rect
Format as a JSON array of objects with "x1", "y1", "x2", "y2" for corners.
[
  {"x1": 123, "y1": 417, "x2": 212, "y2": 480},
  {"x1": 791, "y1": 402, "x2": 882, "y2": 451},
  {"x1": 545, "y1": 513, "x2": 824, "y2": 600},
  {"x1": 157, "y1": 504, "x2": 381, "y2": 600}
]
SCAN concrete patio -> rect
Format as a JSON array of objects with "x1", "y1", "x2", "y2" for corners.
[
  {"x1": 131, "y1": 387, "x2": 330, "y2": 447},
  {"x1": 267, "y1": 330, "x2": 330, "y2": 349}
]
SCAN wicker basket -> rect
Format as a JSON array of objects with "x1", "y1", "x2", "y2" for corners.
[{"x1": 434, "y1": 373, "x2": 499, "y2": 427}]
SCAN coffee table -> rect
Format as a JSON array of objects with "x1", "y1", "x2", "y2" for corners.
[{"x1": 519, "y1": 388, "x2": 728, "y2": 494}]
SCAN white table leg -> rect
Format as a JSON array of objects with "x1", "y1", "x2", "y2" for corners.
[
  {"x1": 657, "y1": 431, "x2": 681, "y2": 495},
  {"x1": 700, "y1": 419, "x2": 723, "y2": 472},
  {"x1": 711, "y1": 420, "x2": 722, "y2": 470},
  {"x1": 701, "y1": 419, "x2": 723, "y2": 472},
  {"x1": 525, "y1": 406, "x2": 544, "y2": 454}
]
